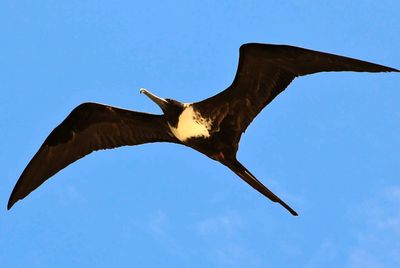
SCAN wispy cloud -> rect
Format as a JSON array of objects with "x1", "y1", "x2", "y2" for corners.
[
  {"x1": 194, "y1": 210, "x2": 243, "y2": 237},
  {"x1": 304, "y1": 240, "x2": 338, "y2": 268},
  {"x1": 53, "y1": 183, "x2": 87, "y2": 206},
  {"x1": 145, "y1": 210, "x2": 183, "y2": 255},
  {"x1": 347, "y1": 185, "x2": 400, "y2": 267},
  {"x1": 143, "y1": 209, "x2": 260, "y2": 266},
  {"x1": 192, "y1": 210, "x2": 263, "y2": 267},
  {"x1": 213, "y1": 243, "x2": 261, "y2": 267}
]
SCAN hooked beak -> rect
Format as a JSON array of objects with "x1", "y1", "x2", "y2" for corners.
[{"x1": 140, "y1": 88, "x2": 168, "y2": 111}]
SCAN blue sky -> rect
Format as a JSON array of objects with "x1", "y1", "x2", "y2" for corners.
[{"x1": 1, "y1": 1, "x2": 399, "y2": 267}]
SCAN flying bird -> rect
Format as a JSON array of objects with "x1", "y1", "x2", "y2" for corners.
[{"x1": 7, "y1": 43, "x2": 399, "y2": 216}]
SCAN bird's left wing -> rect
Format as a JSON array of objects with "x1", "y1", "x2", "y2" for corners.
[
  {"x1": 195, "y1": 43, "x2": 398, "y2": 142},
  {"x1": 8, "y1": 102, "x2": 179, "y2": 209}
]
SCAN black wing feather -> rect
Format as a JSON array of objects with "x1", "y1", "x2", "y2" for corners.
[
  {"x1": 8, "y1": 102, "x2": 179, "y2": 209},
  {"x1": 196, "y1": 43, "x2": 399, "y2": 141}
]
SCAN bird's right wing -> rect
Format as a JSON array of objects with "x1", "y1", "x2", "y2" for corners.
[{"x1": 8, "y1": 102, "x2": 179, "y2": 209}]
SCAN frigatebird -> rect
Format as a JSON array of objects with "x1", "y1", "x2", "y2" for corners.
[{"x1": 7, "y1": 43, "x2": 399, "y2": 216}]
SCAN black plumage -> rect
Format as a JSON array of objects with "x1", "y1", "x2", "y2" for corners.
[{"x1": 8, "y1": 43, "x2": 399, "y2": 216}]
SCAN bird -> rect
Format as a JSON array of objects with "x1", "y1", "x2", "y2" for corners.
[{"x1": 7, "y1": 43, "x2": 399, "y2": 216}]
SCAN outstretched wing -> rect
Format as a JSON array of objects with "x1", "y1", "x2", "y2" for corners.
[
  {"x1": 196, "y1": 43, "x2": 398, "y2": 141},
  {"x1": 8, "y1": 102, "x2": 179, "y2": 209}
]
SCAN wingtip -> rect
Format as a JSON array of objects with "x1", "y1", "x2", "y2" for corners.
[
  {"x1": 7, "y1": 198, "x2": 15, "y2": 210},
  {"x1": 382, "y1": 66, "x2": 400, "y2": 73},
  {"x1": 7, "y1": 186, "x2": 17, "y2": 210},
  {"x1": 7, "y1": 192, "x2": 19, "y2": 210}
]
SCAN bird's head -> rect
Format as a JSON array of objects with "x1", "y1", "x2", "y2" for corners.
[{"x1": 140, "y1": 88, "x2": 184, "y2": 125}]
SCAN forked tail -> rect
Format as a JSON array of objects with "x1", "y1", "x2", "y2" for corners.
[{"x1": 224, "y1": 159, "x2": 298, "y2": 216}]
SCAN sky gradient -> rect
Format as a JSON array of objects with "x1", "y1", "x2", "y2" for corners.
[{"x1": 1, "y1": 1, "x2": 399, "y2": 267}]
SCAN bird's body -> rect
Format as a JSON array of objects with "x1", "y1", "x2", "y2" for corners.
[
  {"x1": 8, "y1": 43, "x2": 399, "y2": 216},
  {"x1": 167, "y1": 104, "x2": 212, "y2": 142}
]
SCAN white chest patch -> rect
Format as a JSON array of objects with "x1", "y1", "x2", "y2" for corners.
[{"x1": 169, "y1": 105, "x2": 212, "y2": 142}]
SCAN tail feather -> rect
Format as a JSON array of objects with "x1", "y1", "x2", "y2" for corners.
[{"x1": 224, "y1": 159, "x2": 298, "y2": 216}]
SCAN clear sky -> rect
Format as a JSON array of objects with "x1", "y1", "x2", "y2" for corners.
[{"x1": 1, "y1": 1, "x2": 399, "y2": 267}]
